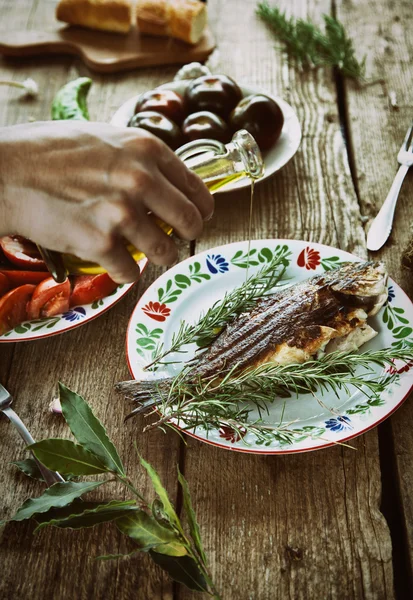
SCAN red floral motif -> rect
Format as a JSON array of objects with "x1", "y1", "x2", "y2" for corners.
[
  {"x1": 219, "y1": 426, "x2": 246, "y2": 443},
  {"x1": 387, "y1": 360, "x2": 413, "y2": 375},
  {"x1": 142, "y1": 301, "x2": 171, "y2": 322},
  {"x1": 297, "y1": 247, "x2": 321, "y2": 270}
]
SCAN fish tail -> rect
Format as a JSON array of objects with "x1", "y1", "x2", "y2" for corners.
[{"x1": 115, "y1": 378, "x2": 172, "y2": 420}]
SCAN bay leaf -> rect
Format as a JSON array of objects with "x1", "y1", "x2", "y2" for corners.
[
  {"x1": 29, "y1": 439, "x2": 108, "y2": 476},
  {"x1": 116, "y1": 511, "x2": 187, "y2": 556},
  {"x1": 177, "y1": 467, "x2": 207, "y2": 565},
  {"x1": 12, "y1": 458, "x2": 46, "y2": 481},
  {"x1": 59, "y1": 383, "x2": 124, "y2": 475},
  {"x1": 140, "y1": 456, "x2": 182, "y2": 533},
  {"x1": 149, "y1": 552, "x2": 208, "y2": 592},
  {"x1": 10, "y1": 480, "x2": 104, "y2": 522},
  {"x1": 34, "y1": 499, "x2": 138, "y2": 532}
]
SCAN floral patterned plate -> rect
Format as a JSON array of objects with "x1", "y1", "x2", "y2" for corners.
[
  {"x1": 126, "y1": 240, "x2": 413, "y2": 454},
  {"x1": 0, "y1": 257, "x2": 148, "y2": 343},
  {"x1": 111, "y1": 82, "x2": 302, "y2": 191}
]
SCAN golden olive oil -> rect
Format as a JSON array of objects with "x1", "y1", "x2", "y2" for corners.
[{"x1": 39, "y1": 130, "x2": 265, "y2": 280}]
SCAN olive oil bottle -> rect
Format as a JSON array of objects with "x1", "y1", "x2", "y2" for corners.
[{"x1": 39, "y1": 130, "x2": 264, "y2": 281}]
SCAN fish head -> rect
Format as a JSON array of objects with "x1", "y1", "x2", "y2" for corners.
[{"x1": 329, "y1": 261, "x2": 388, "y2": 315}]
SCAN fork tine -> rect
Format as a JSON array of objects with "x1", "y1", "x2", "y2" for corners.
[{"x1": 403, "y1": 120, "x2": 413, "y2": 151}]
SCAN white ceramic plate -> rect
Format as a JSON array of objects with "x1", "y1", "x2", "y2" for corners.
[
  {"x1": 0, "y1": 257, "x2": 147, "y2": 343},
  {"x1": 111, "y1": 82, "x2": 302, "y2": 191},
  {"x1": 126, "y1": 240, "x2": 413, "y2": 454}
]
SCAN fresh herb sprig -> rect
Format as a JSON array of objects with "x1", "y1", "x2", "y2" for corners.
[
  {"x1": 256, "y1": 2, "x2": 366, "y2": 80},
  {"x1": 137, "y1": 347, "x2": 413, "y2": 446},
  {"x1": 4, "y1": 384, "x2": 220, "y2": 598},
  {"x1": 144, "y1": 247, "x2": 291, "y2": 370}
]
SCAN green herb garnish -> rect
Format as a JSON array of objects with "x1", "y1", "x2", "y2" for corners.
[
  {"x1": 144, "y1": 245, "x2": 291, "y2": 370},
  {"x1": 256, "y1": 2, "x2": 366, "y2": 80},
  {"x1": 4, "y1": 383, "x2": 220, "y2": 598},
  {"x1": 139, "y1": 347, "x2": 413, "y2": 447}
]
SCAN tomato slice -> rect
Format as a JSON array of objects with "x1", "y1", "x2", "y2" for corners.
[
  {"x1": 27, "y1": 277, "x2": 71, "y2": 320},
  {"x1": 0, "y1": 284, "x2": 36, "y2": 335},
  {"x1": 0, "y1": 236, "x2": 47, "y2": 270},
  {"x1": 0, "y1": 270, "x2": 50, "y2": 287},
  {"x1": 0, "y1": 273, "x2": 10, "y2": 296},
  {"x1": 70, "y1": 274, "x2": 117, "y2": 307}
]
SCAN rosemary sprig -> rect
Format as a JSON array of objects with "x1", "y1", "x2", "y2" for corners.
[
  {"x1": 144, "y1": 247, "x2": 291, "y2": 370},
  {"x1": 140, "y1": 347, "x2": 413, "y2": 445},
  {"x1": 256, "y1": 2, "x2": 366, "y2": 80}
]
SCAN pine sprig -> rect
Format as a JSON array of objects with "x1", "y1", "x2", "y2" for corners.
[
  {"x1": 141, "y1": 347, "x2": 413, "y2": 445},
  {"x1": 256, "y1": 2, "x2": 366, "y2": 80},
  {"x1": 144, "y1": 248, "x2": 291, "y2": 370}
]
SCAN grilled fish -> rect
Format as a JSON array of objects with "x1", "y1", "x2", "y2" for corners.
[{"x1": 117, "y1": 261, "x2": 388, "y2": 411}]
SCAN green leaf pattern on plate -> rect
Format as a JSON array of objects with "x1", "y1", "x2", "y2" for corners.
[
  {"x1": 320, "y1": 256, "x2": 345, "y2": 271},
  {"x1": 230, "y1": 244, "x2": 290, "y2": 269},
  {"x1": 157, "y1": 262, "x2": 211, "y2": 304},
  {"x1": 131, "y1": 243, "x2": 413, "y2": 449},
  {"x1": 135, "y1": 323, "x2": 164, "y2": 365}
]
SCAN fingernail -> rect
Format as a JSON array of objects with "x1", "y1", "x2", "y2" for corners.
[{"x1": 204, "y1": 211, "x2": 214, "y2": 222}]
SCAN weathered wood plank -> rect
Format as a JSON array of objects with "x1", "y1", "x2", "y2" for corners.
[
  {"x1": 179, "y1": 0, "x2": 393, "y2": 598},
  {"x1": 337, "y1": 0, "x2": 413, "y2": 589}
]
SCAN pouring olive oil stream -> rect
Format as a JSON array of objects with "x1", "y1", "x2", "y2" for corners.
[{"x1": 38, "y1": 130, "x2": 264, "y2": 282}]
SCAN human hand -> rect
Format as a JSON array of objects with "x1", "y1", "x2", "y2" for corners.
[{"x1": 0, "y1": 121, "x2": 214, "y2": 283}]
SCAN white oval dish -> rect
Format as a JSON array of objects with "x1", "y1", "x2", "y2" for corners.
[
  {"x1": 126, "y1": 240, "x2": 413, "y2": 454},
  {"x1": 111, "y1": 82, "x2": 302, "y2": 191}
]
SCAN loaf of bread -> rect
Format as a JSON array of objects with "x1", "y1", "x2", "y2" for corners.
[
  {"x1": 56, "y1": 0, "x2": 132, "y2": 34},
  {"x1": 136, "y1": 0, "x2": 207, "y2": 45}
]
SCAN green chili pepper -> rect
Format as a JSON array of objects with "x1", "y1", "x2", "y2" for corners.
[{"x1": 51, "y1": 77, "x2": 92, "y2": 121}]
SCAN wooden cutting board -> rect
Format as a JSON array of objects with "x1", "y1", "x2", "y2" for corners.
[{"x1": 0, "y1": 26, "x2": 215, "y2": 73}]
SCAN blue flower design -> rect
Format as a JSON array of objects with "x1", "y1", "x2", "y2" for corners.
[
  {"x1": 325, "y1": 415, "x2": 352, "y2": 432},
  {"x1": 62, "y1": 307, "x2": 87, "y2": 322},
  {"x1": 387, "y1": 286, "x2": 395, "y2": 303},
  {"x1": 206, "y1": 254, "x2": 229, "y2": 274}
]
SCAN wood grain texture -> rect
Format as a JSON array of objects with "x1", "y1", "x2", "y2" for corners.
[
  {"x1": 0, "y1": 0, "x2": 411, "y2": 598},
  {"x1": 336, "y1": 0, "x2": 413, "y2": 588},
  {"x1": 0, "y1": 27, "x2": 215, "y2": 74},
  {"x1": 180, "y1": 1, "x2": 393, "y2": 599}
]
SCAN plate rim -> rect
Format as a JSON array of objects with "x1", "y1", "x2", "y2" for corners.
[
  {"x1": 110, "y1": 81, "x2": 302, "y2": 192},
  {"x1": 125, "y1": 238, "x2": 413, "y2": 454}
]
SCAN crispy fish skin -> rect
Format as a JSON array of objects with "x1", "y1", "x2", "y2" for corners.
[
  {"x1": 190, "y1": 261, "x2": 388, "y2": 379},
  {"x1": 116, "y1": 261, "x2": 388, "y2": 412}
]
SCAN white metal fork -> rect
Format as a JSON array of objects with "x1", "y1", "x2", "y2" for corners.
[
  {"x1": 0, "y1": 383, "x2": 64, "y2": 486},
  {"x1": 367, "y1": 121, "x2": 413, "y2": 251}
]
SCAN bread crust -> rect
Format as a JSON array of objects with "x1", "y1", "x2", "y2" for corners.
[
  {"x1": 56, "y1": 0, "x2": 132, "y2": 34},
  {"x1": 136, "y1": 0, "x2": 207, "y2": 45}
]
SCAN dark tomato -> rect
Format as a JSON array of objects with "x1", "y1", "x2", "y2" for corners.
[
  {"x1": 185, "y1": 75, "x2": 242, "y2": 119},
  {"x1": 182, "y1": 111, "x2": 231, "y2": 144},
  {"x1": 70, "y1": 273, "x2": 117, "y2": 307},
  {"x1": 0, "y1": 235, "x2": 47, "y2": 270},
  {"x1": 0, "y1": 284, "x2": 35, "y2": 335},
  {"x1": 128, "y1": 111, "x2": 184, "y2": 150},
  {"x1": 229, "y1": 94, "x2": 284, "y2": 151},
  {"x1": 0, "y1": 270, "x2": 50, "y2": 287},
  {"x1": 0, "y1": 273, "x2": 10, "y2": 296},
  {"x1": 27, "y1": 277, "x2": 71, "y2": 320},
  {"x1": 134, "y1": 89, "x2": 187, "y2": 125}
]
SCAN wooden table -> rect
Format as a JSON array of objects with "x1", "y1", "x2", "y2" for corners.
[{"x1": 1, "y1": 1, "x2": 412, "y2": 598}]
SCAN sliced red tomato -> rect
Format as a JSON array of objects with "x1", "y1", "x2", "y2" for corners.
[
  {"x1": 70, "y1": 273, "x2": 117, "y2": 307},
  {"x1": 0, "y1": 284, "x2": 36, "y2": 335},
  {"x1": 27, "y1": 277, "x2": 71, "y2": 320},
  {"x1": 0, "y1": 270, "x2": 50, "y2": 287},
  {"x1": 0, "y1": 273, "x2": 10, "y2": 296},
  {"x1": 0, "y1": 236, "x2": 47, "y2": 270}
]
